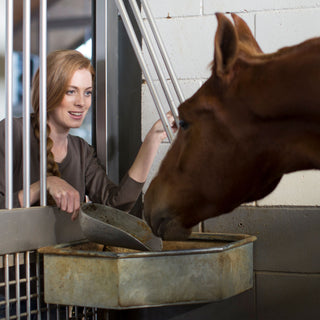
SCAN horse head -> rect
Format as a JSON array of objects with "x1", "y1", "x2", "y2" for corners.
[{"x1": 144, "y1": 13, "x2": 320, "y2": 240}]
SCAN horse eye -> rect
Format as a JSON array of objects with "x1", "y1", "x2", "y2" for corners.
[{"x1": 179, "y1": 119, "x2": 189, "y2": 130}]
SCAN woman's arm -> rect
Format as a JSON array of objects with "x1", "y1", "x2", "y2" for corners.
[
  {"x1": 128, "y1": 113, "x2": 176, "y2": 183},
  {"x1": 17, "y1": 177, "x2": 80, "y2": 220}
]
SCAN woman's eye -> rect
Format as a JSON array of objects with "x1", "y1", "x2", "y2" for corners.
[
  {"x1": 66, "y1": 90, "x2": 75, "y2": 95},
  {"x1": 85, "y1": 91, "x2": 92, "y2": 97},
  {"x1": 179, "y1": 119, "x2": 189, "y2": 130}
]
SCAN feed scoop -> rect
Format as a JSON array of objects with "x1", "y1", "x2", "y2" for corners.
[{"x1": 79, "y1": 203, "x2": 162, "y2": 251}]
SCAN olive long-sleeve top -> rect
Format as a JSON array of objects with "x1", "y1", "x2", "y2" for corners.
[{"x1": 0, "y1": 117, "x2": 143, "y2": 211}]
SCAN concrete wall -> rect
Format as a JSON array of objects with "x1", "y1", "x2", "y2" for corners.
[{"x1": 141, "y1": 1, "x2": 320, "y2": 319}]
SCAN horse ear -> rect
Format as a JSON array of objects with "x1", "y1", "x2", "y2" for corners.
[
  {"x1": 214, "y1": 13, "x2": 238, "y2": 78},
  {"x1": 231, "y1": 13, "x2": 263, "y2": 54}
]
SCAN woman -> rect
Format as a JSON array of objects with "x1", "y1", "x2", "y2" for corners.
[{"x1": 0, "y1": 50, "x2": 175, "y2": 219}]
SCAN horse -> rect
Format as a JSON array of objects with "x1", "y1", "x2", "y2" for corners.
[{"x1": 144, "y1": 13, "x2": 320, "y2": 240}]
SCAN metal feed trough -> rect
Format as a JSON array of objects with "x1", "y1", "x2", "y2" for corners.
[{"x1": 39, "y1": 233, "x2": 256, "y2": 309}]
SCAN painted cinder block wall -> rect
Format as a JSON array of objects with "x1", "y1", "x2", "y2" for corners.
[{"x1": 140, "y1": 1, "x2": 320, "y2": 319}]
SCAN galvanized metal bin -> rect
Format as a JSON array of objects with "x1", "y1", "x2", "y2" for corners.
[{"x1": 38, "y1": 233, "x2": 256, "y2": 309}]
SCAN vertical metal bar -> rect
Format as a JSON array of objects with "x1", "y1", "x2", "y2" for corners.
[
  {"x1": 114, "y1": 0, "x2": 174, "y2": 142},
  {"x1": 104, "y1": 2, "x2": 108, "y2": 174},
  {"x1": 56, "y1": 304, "x2": 60, "y2": 320},
  {"x1": 36, "y1": 253, "x2": 41, "y2": 320},
  {"x1": 128, "y1": 0, "x2": 179, "y2": 125},
  {"x1": 39, "y1": 0, "x2": 47, "y2": 206},
  {"x1": 23, "y1": 0, "x2": 31, "y2": 208},
  {"x1": 26, "y1": 251, "x2": 31, "y2": 320},
  {"x1": 4, "y1": 254, "x2": 10, "y2": 319},
  {"x1": 5, "y1": 0, "x2": 13, "y2": 209},
  {"x1": 15, "y1": 253, "x2": 21, "y2": 319},
  {"x1": 141, "y1": 0, "x2": 185, "y2": 104}
]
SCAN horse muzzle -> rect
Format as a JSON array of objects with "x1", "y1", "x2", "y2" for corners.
[{"x1": 145, "y1": 207, "x2": 191, "y2": 240}]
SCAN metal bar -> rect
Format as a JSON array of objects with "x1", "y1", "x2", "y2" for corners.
[
  {"x1": 36, "y1": 253, "x2": 41, "y2": 320},
  {"x1": 4, "y1": 254, "x2": 10, "y2": 319},
  {"x1": 39, "y1": 0, "x2": 47, "y2": 206},
  {"x1": 141, "y1": 0, "x2": 185, "y2": 104},
  {"x1": 104, "y1": 1, "x2": 108, "y2": 174},
  {"x1": 5, "y1": 0, "x2": 13, "y2": 209},
  {"x1": 114, "y1": 0, "x2": 174, "y2": 142},
  {"x1": 26, "y1": 251, "x2": 31, "y2": 320},
  {"x1": 56, "y1": 305, "x2": 60, "y2": 320},
  {"x1": 128, "y1": 0, "x2": 179, "y2": 126},
  {"x1": 65, "y1": 306, "x2": 68, "y2": 320},
  {"x1": 23, "y1": 0, "x2": 31, "y2": 208},
  {"x1": 15, "y1": 253, "x2": 21, "y2": 320}
]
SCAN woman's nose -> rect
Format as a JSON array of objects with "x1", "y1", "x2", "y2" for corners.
[{"x1": 75, "y1": 93, "x2": 85, "y2": 106}]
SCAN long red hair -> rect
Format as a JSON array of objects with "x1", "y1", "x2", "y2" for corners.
[{"x1": 31, "y1": 50, "x2": 95, "y2": 177}]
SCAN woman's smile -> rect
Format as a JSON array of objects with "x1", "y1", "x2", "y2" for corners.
[{"x1": 68, "y1": 111, "x2": 85, "y2": 120}]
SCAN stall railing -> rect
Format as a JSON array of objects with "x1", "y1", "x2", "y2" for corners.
[
  {"x1": 114, "y1": 0, "x2": 185, "y2": 142},
  {"x1": 2, "y1": 0, "x2": 98, "y2": 318}
]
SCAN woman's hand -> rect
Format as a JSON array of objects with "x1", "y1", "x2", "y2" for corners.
[
  {"x1": 128, "y1": 112, "x2": 177, "y2": 183},
  {"x1": 148, "y1": 111, "x2": 177, "y2": 143},
  {"x1": 47, "y1": 176, "x2": 80, "y2": 220}
]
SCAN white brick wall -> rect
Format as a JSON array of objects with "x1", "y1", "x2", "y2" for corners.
[
  {"x1": 203, "y1": 0, "x2": 320, "y2": 13},
  {"x1": 141, "y1": 1, "x2": 320, "y2": 205}
]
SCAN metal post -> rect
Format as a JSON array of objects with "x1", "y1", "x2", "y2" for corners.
[
  {"x1": 15, "y1": 253, "x2": 21, "y2": 319},
  {"x1": 104, "y1": 2, "x2": 108, "y2": 174},
  {"x1": 26, "y1": 251, "x2": 31, "y2": 320},
  {"x1": 4, "y1": 254, "x2": 10, "y2": 319},
  {"x1": 23, "y1": 0, "x2": 31, "y2": 208},
  {"x1": 114, "y1": 0, "x2": 174, "y2": 142},
  {"x1": 36, "y1": 253, "x2": 42, "y2": 320},
  {"x1": 141, "y1": 0, "x2": 185, "y2": 104},
  {"x1": 5, "y1": 0, "x2": 13, "y2": 209},
  {"x1": 39, "y1": 0, "x2": 47, "y2": 206},
  {"x1": 128, "y1": 0, "x2": 179, "y2": 126}
]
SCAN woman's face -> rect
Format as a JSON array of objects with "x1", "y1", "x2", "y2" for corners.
[{"x1": 48, "y1": 68, "x2": 93, "y2": 132}]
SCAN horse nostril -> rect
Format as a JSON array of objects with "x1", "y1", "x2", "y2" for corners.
[
  {"x1": 156, "y1": 216, "x2": 172, "y2": 238},
  {"x1": 151, "y1": 212, "x2": 192, "y2": 240}
]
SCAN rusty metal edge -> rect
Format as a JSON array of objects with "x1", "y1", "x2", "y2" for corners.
[{"x1": 38, "y1": 232, "x2": 257, "y2": 259}]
